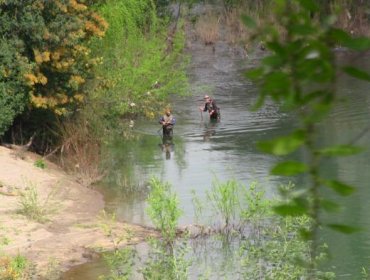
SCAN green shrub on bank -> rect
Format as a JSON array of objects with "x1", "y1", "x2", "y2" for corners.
[{"x1": 89, "y1": 0, "x2": 189, "y2": 133}]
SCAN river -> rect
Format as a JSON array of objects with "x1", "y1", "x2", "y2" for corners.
[{"x1": 63, "y1": 10, "x2": 370, "y2": 280}]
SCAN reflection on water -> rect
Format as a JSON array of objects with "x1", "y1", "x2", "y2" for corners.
[
  {"x1": 160, "y1": 135, "x2": 175, "y2": 160},
  {"x1": 202, "y1": 120, "x2": 218, "y2": 142}
]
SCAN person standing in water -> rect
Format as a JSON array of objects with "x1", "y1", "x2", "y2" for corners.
[
  {"x1": 199, "y1": 95, "x2": 220, "y2": 121},
  {"x1": 159, "y1": 108, "x2": 176, "y2": 137}
]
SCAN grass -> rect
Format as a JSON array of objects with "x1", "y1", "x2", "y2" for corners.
[
  {"x1": 98, "y1": 210, "x2": 133, "y2": 250},
  {"x1": 195, "y1": 12, "x2": 220, "y2": 45},
  {"x1": 0, "y1": 254, "x2": 28, "y2": 280},
  {"x1": 58, "y1": 117, "x2": 105, "y2": 187},
  {"x1": 34, "y1": 158, "x2": 46, "y2": 169},
  {"x1": 43, "y1": 258, "x2": 61, "y2": 280},
  {"x1": 146, "y1": 177, "x2": 182, "y2": 244},
  {"x1": 206, "y1": 179, "x2": 241, "y2": 232},
  {"x1": 17, "y1": 180, "x2": 58, "y2": 223},
  {"x1": 224, "y1": 8, "x2": 249, "y2": 45},
  {"x1": 191, "y1": 1, "x2": 370, "y2": 52}
]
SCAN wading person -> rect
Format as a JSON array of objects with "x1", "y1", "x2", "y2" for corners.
[
  {"x1": 199, "y1": 95, "x2": 220, "y2": 121},
  {"x1": 159, "y1": 108, "x2": 176, "y2": 138}
]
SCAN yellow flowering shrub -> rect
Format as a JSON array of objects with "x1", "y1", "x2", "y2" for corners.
[{"x1": 17, "y1": 0, "x2": 109, "y2": 115}]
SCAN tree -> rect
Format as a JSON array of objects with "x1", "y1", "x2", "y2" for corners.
[{"x1": 0, "y1": 0, "x2": 107, "y2": 138}]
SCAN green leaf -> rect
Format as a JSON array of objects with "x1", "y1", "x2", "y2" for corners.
[
  {"x1": 343, "y1": 37, "x2": 370, "y2": 51},
  {"x1": 304, "y1": 102, "x2": 332, "y2": 124},
  {"x1": 321, "y1": 199, "x2": 341, "y2": 212},
  {"x1": 343, "y1": 66, "x2": 370, "y2": 82},
  {"x1": 323, "y1": 180, "x2": 356, "y2": 196},
  {"x1": 251, "y1": 94, "x2": 266, "y2": 110},
  {"x1": 300, "y1": 90, "x2": 326, "y2": 104},
  {"x1": 299, "y1": 228, "x2": 312, "y2": 240},
  {"x1": 262, "y1": 72, "x2": 292, "y2": 99},
  {"x1": 328, "y1": 28, "x2": 351, "y2": 45},
  {"x1": 241, "y1": 15, "x2": 257, "y2": 29},
  {"x1": 262, "y1": 55, "x2": 284, "y2": 67},
  {"x1": 245, "y1": 67, "x2": 264, "y2": 80},
  {"x1": 271, "y1": 161, "x2": 308, "y2": 176},
  {"x1": 273, "y1": 203, "x2": 308, "y2": 216},
  {"x1": 289, "y1": 24, "x2": 316, "y2": 36},
  {"x1": 318, "y1": 145, "x2": 363, "y2": 157},
  {"x1": 298, "y1": 0, "x2": 319, "y2": 12},
  {"x1": 327, "y1": 224, "x2": 361, "y2": 234},
  {"x1": 266, "y1": 42, "x2": 286, "y2": 56},
  {"x1": 257, "y1": 130, "x2": 306, "y2": 155}
]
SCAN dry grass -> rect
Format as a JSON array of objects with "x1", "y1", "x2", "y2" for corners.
[
  {"x1": 195, "y1": 13, "x2": 220, "y2": 45},
  {"x1": 58, "y1": 118, "x2": 105, "y2": 187},
  {"x1": 224, "y1": 8, "x2": 249, "y2": 45}
]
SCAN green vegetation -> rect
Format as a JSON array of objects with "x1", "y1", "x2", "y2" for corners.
[
  {"x1": 1, "y1": 0, "x2": 189, "y2": 184},
  {"x1": 54, "y1": 0, "x2": 189, "y2": 182},
  {"x1": 99, "y1": 247, "x2": 136, "y2": 280},
  {"x1": 34, "y1": 158, "x2": 46, "y2": 169},
  {"x1": 206, "y1": 178, "x2": 241, "y2": 231},
  {"x1": 68, "y1": 0, "x2": 370, "y2": 278},
  {"x1": 143, "y1": 177, "x2": 190, "y2": 280},
  {"x1": 146, "y1": 177, "x2": 182, "y2": 246},
  {"x1": 2, "y1": 0, "x2": 370, "y2": 278},
  {"x1": 191, "y1": 180, "x2": 328, "y2": 279},
  {"x1": 0, "y1": 0, "x2": 107, "y2": 143},
  {"x1": 97, "y1": 211, "x2": 136, "y2": 280},
  {"x1": 89, "y1": 0, "x2": 188, "y2": 130},
  {"x1": 17, "y1": 181, "x2": 57, "y2": 222},
  {"x1": 99, "y1": 178, "x2": 332, "y2": 279},
  {"x1": 101, "y1": 177, "x2": 190, "y2": 280},
  {"x1": 0, "y1": 253, "x2": 29, "y2": 280},
  {"x1": 243, "y1": 0, "x2": 370, "y2": 277},
  {"x1": 98, "y1": 210, "x2": 133, "y2": 250}
]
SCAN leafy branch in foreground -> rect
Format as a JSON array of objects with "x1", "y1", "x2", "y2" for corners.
[{"x1": 244, "y1": 0, "x2": 370, "y2": 277}]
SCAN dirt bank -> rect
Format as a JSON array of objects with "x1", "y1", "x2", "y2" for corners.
[{"x1": 0, "y1": 146, "x2": 157, "y2": 278}]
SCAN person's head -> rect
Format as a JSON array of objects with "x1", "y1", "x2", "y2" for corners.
[
  {"x1": 165, "y1": 108, "x2": 171, "y2": 116},
  {"x1": 204, "y1": 95, "x2": 210, "y2": 103}
]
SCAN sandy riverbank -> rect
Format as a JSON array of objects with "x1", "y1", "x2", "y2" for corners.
[{"x1": 0, "y1": 145, "x2": 157, "y2": 278}]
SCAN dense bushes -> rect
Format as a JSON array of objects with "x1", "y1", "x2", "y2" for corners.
[
  {"x1": 0, "y1": 0, "x2": 107, "y2": 142},
  {"x1": 88, "y1": 0, "x2": 188, "y2": 131}
]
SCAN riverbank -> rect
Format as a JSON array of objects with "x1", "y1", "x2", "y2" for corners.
[{"x1": 0, "y1": 145, "x2": 157, "y2": 278}]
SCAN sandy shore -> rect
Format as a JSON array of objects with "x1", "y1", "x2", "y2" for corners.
[{"x1": 0, "y1": 146, "x2": 156, "y2": 278}]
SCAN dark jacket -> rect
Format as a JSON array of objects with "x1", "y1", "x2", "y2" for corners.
[{"x1": 203, "y1": 99, "x2": 220, "y2": 119}]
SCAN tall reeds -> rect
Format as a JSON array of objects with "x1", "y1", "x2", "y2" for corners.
[{"x1": 195, "y1": 12, "x2": 220, "y2": 45}]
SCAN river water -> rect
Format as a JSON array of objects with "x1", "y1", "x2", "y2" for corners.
[{"x1": 63, "y1": 15, "x2": 370, "y2": 280}]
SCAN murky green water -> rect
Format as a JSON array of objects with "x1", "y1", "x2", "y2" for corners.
[{"x1": 63, "y1": 27, "x2": 370, "y2": 280}]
